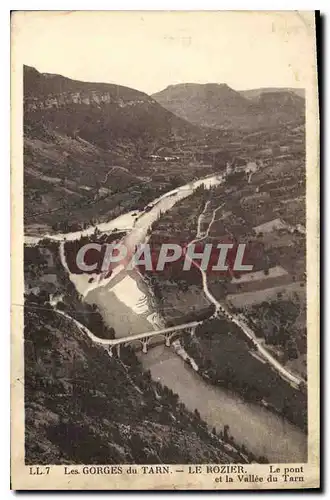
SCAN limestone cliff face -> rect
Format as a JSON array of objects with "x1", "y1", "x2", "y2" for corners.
[
  {"x1": 24, "y1": 65, "x2": 155, "y2": 111},
  {"x1": 23, "y1": 65, "x2": 198, "y2": 147},
  {"x1": 25, "y1": 90, "x2": 151, "y2": 112}
]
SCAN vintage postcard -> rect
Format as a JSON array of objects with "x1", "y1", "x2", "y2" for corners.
[{"x1": 11, "y1": 11, "x2": 320, "y2": 490}]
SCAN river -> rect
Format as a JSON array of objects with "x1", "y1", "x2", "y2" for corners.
[{"x1": 58, "y1": 173, "x2": 307, "y2": 463}]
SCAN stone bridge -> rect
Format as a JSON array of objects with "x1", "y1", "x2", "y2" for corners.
[
  {"x1": 105, "y1": 321, "x2": 200, "y2": 357},
  {"x1": 55, "y1": 309, "x2": 199, "y2": 359}
]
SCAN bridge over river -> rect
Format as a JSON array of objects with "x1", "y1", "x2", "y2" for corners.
[
  {"x1": 103, "y1": 321, "x2": 199, "y2": 357},
  {"x1": 56, "y1": 308, "x2": 198, "y2": 356}
]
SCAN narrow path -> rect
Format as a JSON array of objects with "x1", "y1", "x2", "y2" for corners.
[{"x1": 195, "y1": 200, "x2": 211, "y2": 237}]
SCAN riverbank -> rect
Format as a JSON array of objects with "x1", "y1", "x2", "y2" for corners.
[
  {"x1": 82, "y1": 271, "x2": 307, "y2": 463},
  {"x1": 142, "y1": 188, "x2": 307, "y2": 431},
  {"x1": 25, "y1": 172, "x2": 224, "y2": 245},
  {"x1": 25, "y1": 293, "x2": 248, "y2": 465},
  {"x1": 26, "y1": 171, "x2": 308, "y2": 464},
  {"x1": 180, "y1": 322, "x2": 307, "y2": 431}
]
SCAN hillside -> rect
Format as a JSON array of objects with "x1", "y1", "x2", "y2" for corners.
[
  {"x1": 25, "y1": 304, "x2": 248, "y2": 464},
  {"x1": 152, "y1": 83, "x2": 305, "y2": 130},
  {"x1": 24, "y1": 66, "x2": 206, "y2": 234},
  {"x1": 152, "y1": 83, "x2": 250, "y2": 129},
  {"x1": 24, "y1": 242, "x2": 250, "y2": 465},
  {"x1": 240, "y1": 87, "x2": 305, "y2": 100},
  {"x1": 251, "y1": 91, "x2": 305, "y2": 124},
  {"x1": 24, "y1": 65, "x2": 199, "y2": 149}
]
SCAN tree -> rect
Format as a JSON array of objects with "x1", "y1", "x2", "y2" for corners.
[{"x1": 194, "y1": 409, "x2": 201, "y2": 421}]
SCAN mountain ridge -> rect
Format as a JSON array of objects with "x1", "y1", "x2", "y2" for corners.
[
  {"x1": 240, "y1": 87, "x2": 305, "y2": 100},
  {"x1": 23, "y1": 66, "x2": 222, "y2": 233},
  {"x1": 152, "y1": 82, "x2": 305, "y2": 130},
  {"x1": 24, "y1": 65, "x2": 202, "y2": 149}
]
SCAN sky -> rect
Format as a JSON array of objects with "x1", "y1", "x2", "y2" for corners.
[{"x1": 12, "y1": 11, "x2": 315, "y2": 95}]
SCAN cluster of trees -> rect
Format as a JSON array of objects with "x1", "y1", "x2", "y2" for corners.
[
  {"x1": 244, "y1": 299, "x2": 302, "y2": 360},
  {"x1": 57, "y1": 300, "x2": 116, "y2": 340},
  {"x1": 24, "y1": 246, "x2": 49, "y2": 278}
]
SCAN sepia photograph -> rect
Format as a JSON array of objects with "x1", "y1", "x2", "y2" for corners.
[{"x1": 11, "y1": 10, "x2": 319, "y2": 490}]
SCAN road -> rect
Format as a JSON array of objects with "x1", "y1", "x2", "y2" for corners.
[
  {"x1": 55, "y1": 308, "x2": 199, "y2": 347},
  {"x1": 32, "y1": 169, "x2": 304, "y2": 389},
  {"x1": 185, "y1": 201, "x2": 305, "y2": 389}
]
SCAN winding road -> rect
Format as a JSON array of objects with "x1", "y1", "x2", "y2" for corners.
[
  {"x1": 27, "y1": 170, "x2": 304, "y2": 390},
  {"x1": 185, "y1": 201, "x2": 304, "y2": 389}
]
